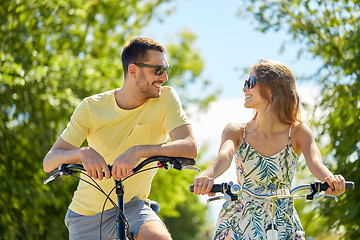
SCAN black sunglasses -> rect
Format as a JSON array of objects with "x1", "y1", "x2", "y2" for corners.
[
  {"x1": 134, "y1": 63, "x2": 170, "y2": 76},
  {"x1": 244, "y1": 76, "x2": 256, "y2": 89}
]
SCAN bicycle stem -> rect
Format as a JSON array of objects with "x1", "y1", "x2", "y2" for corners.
[{"x1": 115, "y1": 180, "x2": 126, "y2": 240}]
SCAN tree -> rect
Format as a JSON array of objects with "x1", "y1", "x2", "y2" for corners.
[
  {"x1": 150, "y1": 144, "x2": 212, "y2": 240},
  {"x1": 240, "y1": 0, "x2": 360, "y2": 238},
  {"x1": 0, "y1": 0, "x2": 215, "y2": 239}
]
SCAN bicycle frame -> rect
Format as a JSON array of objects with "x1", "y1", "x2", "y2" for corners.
[
  {"x1": 44, "y1": 156, "x2": 199, "y2": 240},
  {"x1": 115, "y1": 179, "x2": 126, "y2": 240},
  {"x1": 189, "y1": 181, "x2": 354, "y2": 240}
]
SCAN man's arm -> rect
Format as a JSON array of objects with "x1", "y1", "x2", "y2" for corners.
[
  {"x1": 43, "y1": 137, "x2": 111, "y2": 180},
  {"x1": 134, "y1": 124, "x2": 197, "y2": 159},
  {"x1": 111, "y1": 124, "x2": 197, "y2": 180}
]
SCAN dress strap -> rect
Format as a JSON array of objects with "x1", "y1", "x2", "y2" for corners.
[
  {"x1": 288, "y1": 125, "x2": 293, "y2": 144},
  {"x1": 241, "y1": 123, "x2": 246, "y2": 139}
]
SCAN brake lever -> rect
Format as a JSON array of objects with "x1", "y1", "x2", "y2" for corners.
[
  {"x1": 315, "y1": 193, "x2": 339, "y2": 202},
  {"x1": 157, "y1": 160, "x2": 200, "y2": 172},
  {"x1": 43, "y1": 164, "x2": 84, "y2": 184},
  {"x1": 207, "y1": 195, "x2": 232, "y2": 203},
  {"x1": 43, "y1": 174, "x2": 57, "y2": 185},
  {"x1": 43, "y1": 170, "x2": 65, "y2": 184},
  {"x1": 182, "y1": 165, "x2": 200, "y2": 172}
]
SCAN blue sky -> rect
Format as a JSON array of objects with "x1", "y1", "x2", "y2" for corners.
[
  {"x1": 142, "y1": 0, "x2": 323, "y2": 100},
  {"x1": 141, "y1": 0, "x2": 321, "y2": 222}
]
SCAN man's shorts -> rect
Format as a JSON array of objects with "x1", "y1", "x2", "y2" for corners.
[{"x1": 65, "y1": 197, "x2": 164, "y2": 240}]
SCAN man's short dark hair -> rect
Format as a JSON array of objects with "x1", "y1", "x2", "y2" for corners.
[{"x1": 121, "y1": 37, "x2": 165, "y2": 77}]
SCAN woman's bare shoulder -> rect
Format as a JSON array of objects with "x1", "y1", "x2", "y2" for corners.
[
  {"x1": 291, "y1": 122, "x2": 315, "y2": 151},
  {"x1": 292, "y1": 122, "x2": 313, "y2": 136},
  {"x1": 223, "y1": 122, "x2": 244, "y2": 133},
  {"x1": 221, "y1": 122, "x2": 244, "y2": 149}
]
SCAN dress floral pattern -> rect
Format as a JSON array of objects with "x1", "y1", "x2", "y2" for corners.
[{"x1": 213, "y1": 125, "x2": 305, "y2": 240}]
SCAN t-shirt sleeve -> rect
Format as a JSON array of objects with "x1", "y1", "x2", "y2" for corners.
[
  {"x1": 60, "y1": 99, "x2": 89, "y2": 147},
  {"x1": 163, "y1": 87, "x2": 189, "y2": 134}
]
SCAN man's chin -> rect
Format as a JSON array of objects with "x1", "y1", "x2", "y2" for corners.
[{"x1": 146, "y1": 91, "x2": 160, "y2": 99}]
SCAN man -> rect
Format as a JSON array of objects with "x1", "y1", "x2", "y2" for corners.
[{"x1": 43, "y1": 37, "x2": 197, "y2": 240}]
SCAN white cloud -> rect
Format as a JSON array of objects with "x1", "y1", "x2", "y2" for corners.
[
  {"x1": 189, "y1": 85, "x2": 320, "y2": 158},
  {"x1": 188, "y1": 97, "x2": 253, "y2": 158}
]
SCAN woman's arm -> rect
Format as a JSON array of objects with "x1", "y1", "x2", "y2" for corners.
[
  {"x1": 193, "y1": 123, "x2": 242, "y2": 195},
  {"x1": 294, "y1": 123, "x2": 345, "y2": 196}
]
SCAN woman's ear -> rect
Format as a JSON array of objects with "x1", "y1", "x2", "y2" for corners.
[{"x1": 266, "y1": 89, "x2": 272, "y2": 102}]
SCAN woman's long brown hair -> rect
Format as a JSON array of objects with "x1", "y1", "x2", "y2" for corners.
[{"x1": 249, "y1": 59, "x2": 302, "y2": 134}]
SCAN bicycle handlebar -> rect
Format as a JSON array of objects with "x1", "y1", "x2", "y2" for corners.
[
  {"x1": 132, "y1": 156, "x2": 196, "y2": 172},
  {"x1": 44, "y1": 156, "x2": 197, "y2": 184},
  {"x1": 292, "y1": 181, "x2": 354, "y2": 193},
  {"x1": 189, "y1": 181, "x2": 355, "y2": 202},
  {"x1": 189, "y1": 181, "x2": 354, "y2": 194}
]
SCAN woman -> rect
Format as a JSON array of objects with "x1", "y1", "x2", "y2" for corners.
[{"x1": 193, "y1": 59, "x2": 346, "y2": 239}]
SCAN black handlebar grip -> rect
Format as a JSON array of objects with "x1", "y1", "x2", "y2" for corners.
[
  {"x1": 318, "y1": 181, "x2": 355, "y2": 192},
  {"x1": 211, "y1": 184, "x2": 225, "y2": 193},
  {"x1": 346, "y1": 181, "x2": 355, "y2": 190},
  {"x1": 189, "y1": 184, "x2": 226, "y2": 193},
  {"x1": 173, "y1": 157, "x2": 196, "y2": 166}
]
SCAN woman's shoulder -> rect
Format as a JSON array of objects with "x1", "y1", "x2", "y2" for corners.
[
  {"x1": 222, "y1": 122, "x2": 244, "y2": 147},
  {"x1": 292, "y1": 122, "x2": 313, "y2": 136},
  {"x1": 291, "y1": 122, "x2": 315, "y2": 148},
  {"x1": 224, "y1": 122, "x2": 244, "y2": 132}
]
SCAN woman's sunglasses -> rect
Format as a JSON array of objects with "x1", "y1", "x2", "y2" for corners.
[
  {"x1": 244, "y1": 76, "x2": 256, "y2": 89},
  {"x1": 134, "y1": 63, "x2": 170, "y2": 76}
]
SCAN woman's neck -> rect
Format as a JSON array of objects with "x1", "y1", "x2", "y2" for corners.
[{"x1": 253, "y1": 110, "x2": 287, "y2": 137}]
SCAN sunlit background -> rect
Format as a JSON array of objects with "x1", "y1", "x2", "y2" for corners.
[
  {"x1": 141, "y1": 0, "x2": 321, "y2": 223},
  {"x1": 1, "y1": 0, "x2": 358, "y2": 239}
]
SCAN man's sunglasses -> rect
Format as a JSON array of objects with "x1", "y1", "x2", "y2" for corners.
[
  {"x1": 134, "y1": 63, "x2": 170, "y2": 76},
  {"x1": 244, "y1": 76, "x2": 256, "y2": 89}
]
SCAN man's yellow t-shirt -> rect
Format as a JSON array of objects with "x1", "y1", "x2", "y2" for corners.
[{"x1": 60, "y1": 86, "x2": 189, "y2": 216}]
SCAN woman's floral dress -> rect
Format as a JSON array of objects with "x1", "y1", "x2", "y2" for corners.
[{"x1": 213, "y1": 125, "x2": 306, "y2": 240}]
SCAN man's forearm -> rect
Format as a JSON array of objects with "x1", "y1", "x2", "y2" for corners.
[
  {"x1": 43, "y1": 148, "x2": 82, "y2": 172},
  {"x1": 133, "y1": 138, "x2": 197, "y2": 160}
]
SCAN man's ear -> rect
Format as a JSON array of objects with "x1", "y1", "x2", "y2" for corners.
[{"x1": 128, "y1": 64, "x2": 137, "y2": 78}]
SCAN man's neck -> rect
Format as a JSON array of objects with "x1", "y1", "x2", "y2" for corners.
[{"x1": 115, "y1": 87, "x2": 147, "y2": 110}]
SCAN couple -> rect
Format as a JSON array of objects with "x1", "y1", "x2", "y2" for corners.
[{"x1": 43, "y1": 37, "x2": 346, "y2": 240}]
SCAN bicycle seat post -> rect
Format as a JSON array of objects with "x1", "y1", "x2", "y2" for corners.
[{"x1": 115, "y1": 180, "x2": 126, "y2": 240}]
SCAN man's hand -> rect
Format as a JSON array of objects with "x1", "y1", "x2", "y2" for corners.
[
  {"x1": 112, "y1": 146, "x2": 140, "y2": 180},
  {"x1": 80, "y1": 147, "x2": 111, "y2": 180}
]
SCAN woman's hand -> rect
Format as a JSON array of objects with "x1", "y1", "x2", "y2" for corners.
[
  {"x1": 193, "y1": 176, "x2": 215, "y2": 196},
  {"x1": 324, "y1": 174, "x2": 346, "y2": 196}
]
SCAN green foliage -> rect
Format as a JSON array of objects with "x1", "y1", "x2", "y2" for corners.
[
  {"x1": 166, "y1": 31, "x2": 219, "y2": 111},
  {"x1": 162, "y1": 191, "x2": 209, "y2": 240},
  {"x1": 0, "y1": 0, "x2": 216, "y2": 239},
  {"x1": 150, "y1": 142, "x2": 213, "y2": 240},
  {"x1": 293, "y1": 161, "x2": 333, "y2": 239},
  {"x1": 149, "y1": 168, "x2": 208, "y2": 240},
  {"x1": 240, "y1": 0, "x2": 360, "y2": 238}
]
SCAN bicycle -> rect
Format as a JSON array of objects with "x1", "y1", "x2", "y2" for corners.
[
  {"x1": 44, "y1": 156, "x2": 199, "y2": 240},
  {"x1": 189, "y1": 181, "x2": 354, "y2": 240}
]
